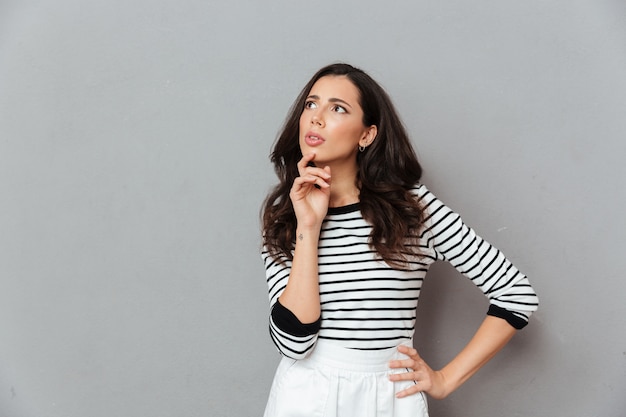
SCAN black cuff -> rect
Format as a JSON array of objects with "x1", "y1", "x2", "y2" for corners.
[
  {"x1": 271, "y1": 299, "x2": 321, "y2": 337},
  {"x1": 487, "y1": 304, "x2": 528, "y2": 330}
]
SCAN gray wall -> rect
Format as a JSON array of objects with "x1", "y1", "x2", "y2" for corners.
[{"x1": 1, "y1": 1, "x2": 624, "y2": 416}]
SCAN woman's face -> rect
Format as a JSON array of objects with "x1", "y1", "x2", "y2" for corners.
[{"x1": 299, "y1": 75, "x2": 375, "y2": 169}]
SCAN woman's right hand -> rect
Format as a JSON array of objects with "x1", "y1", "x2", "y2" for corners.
[{"x1": 290, "y1": 153, "x2": 331, "y2": 229}]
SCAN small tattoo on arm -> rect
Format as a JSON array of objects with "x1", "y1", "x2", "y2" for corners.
[{"x1": 298, "y1": 233, "x2": 304, "y2": 241}]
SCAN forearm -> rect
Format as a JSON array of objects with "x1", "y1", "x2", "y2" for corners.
[
  {"x1": 438, "y1": 315, "x2": 516, "y2": 397},
  {"x1": 277, "y1": 226, "x2": 322, "y2": 324}
]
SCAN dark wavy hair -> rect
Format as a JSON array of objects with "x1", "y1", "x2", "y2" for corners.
[{"x1": 262, "y1": 63, "x2": 424, "y2": 266}]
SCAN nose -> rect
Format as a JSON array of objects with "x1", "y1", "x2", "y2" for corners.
[{"x1": 311, "y1": 112, "x2": 324, "y2": 127}]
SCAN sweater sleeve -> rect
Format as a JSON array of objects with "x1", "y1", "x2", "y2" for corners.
[
  {"x1": 262, "y1": 249, "x2": 321, "y2": 359},
  {"x1": 417, "y1": 185, "x2": 539, "y2": 328}
]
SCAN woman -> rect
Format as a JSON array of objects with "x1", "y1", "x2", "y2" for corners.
[{"x1": 261, "y1": 63, "x2": 538, "y2": 417}]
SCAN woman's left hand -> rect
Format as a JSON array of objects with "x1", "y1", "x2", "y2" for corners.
[{"x1": 388, "y1": 345, "x2": 449, "y2": 400}]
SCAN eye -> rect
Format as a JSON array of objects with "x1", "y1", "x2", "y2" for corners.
[
  {"x1": 304, "y1": 100, "x2": 317, "y2": 109},
  {"x1": 332, "y1": 105, "x2": 347, "y2": 114}
]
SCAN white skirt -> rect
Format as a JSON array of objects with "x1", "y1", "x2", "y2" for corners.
[{"x1": 264, "y1": 340, "x2": 429, "y2": 417}]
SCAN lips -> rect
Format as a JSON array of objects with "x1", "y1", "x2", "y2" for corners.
[{"x1": 304, "y1": 131, "x2": 325, "y2": 147}]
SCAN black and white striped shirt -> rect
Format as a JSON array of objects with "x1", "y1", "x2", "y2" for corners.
[{"x1": 263, "y1": 184, "x2": 539, "y2": 359}]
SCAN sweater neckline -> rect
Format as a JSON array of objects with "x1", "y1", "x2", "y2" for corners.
[{"x1": 327, "y1": 202, "x2": 360, "y2": 215}]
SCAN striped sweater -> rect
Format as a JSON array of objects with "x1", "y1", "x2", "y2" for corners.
[{"x1": 263, "y1": 184, "x2": 539, "y2": 359}]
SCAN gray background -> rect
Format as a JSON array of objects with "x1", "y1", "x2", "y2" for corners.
[{"x1": 1, "y1": 0, "x2": 625, "y2": 416}]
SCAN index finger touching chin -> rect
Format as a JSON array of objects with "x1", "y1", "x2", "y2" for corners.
[{"x1": 298, "y1": 153, "x2": 316, "y2": 172}]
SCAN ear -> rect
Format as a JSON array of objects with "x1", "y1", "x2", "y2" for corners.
[{"x1": 359, "y1": 125, "x2": 378, "y2": 148}]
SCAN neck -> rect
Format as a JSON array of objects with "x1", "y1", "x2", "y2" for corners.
[
  {"x1": 327, "y1": 164, "x2": 360, "y2": 208},
  {"x1": 329, "y1": 190, "x2": 359, "y2": 208}
]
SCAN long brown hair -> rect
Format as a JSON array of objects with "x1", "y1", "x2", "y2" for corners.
[{"x1": 262, "y1": 63, "x2": 424, "y2": 266}]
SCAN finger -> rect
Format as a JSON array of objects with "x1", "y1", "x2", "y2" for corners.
[
  {"x1": 293, "y1": 168, "x2": 331, "y2": 193},
  {"x1": 299, "y1": 166, "x2": 332, "y2": 183},
  {"x1": 292, "y1": 174, "x2": 330, "y2": 191},
  {"x1": 395, "y1": 382, "x2": 422, "y2": 399},
  {"x1": 305, "y1": 175, "x2": 330, "y2": 189},
  {"x1": 397, "y1": 344, "x2": 420, "y2": 358},
  {"x1": 297, "y1": 156, "x2": 331, "y2": 183},
  {"x1": 388, "y1": 358, "x2": 417, "y2": 370},
  {"x1": 297, "y1": 153, "x2": 317, "y2": 175},
  {"x1": 388, "y1": 370, "x2": 419, "y2": 382}
]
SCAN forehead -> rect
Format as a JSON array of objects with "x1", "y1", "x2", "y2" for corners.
[{"x1": 308, "y1": 75, "x2": 361, "y2": 103}]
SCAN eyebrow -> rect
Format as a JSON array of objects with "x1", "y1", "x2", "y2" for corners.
[{"x1": 306, "y1": 95, "x2": 353, "y2": 109}]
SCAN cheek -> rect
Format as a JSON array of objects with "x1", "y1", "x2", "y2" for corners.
[
  {"x1": 340, "y1": 121, "x2": 368, "y2": 141},
  {"x1": 299, "y1": 114, "x2": 308, "y2": 131}
]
